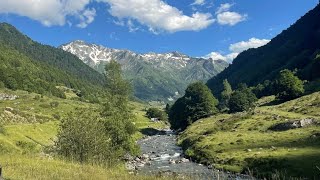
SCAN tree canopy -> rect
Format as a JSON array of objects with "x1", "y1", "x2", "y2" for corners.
[
  {"x1": 274, "y1": 69, "x2": 304, "y2": 101},
  {"x1": 228, "y1": 84, "x2": 257, "y2": 113},
  {"x1": 169, "y1": 82, "x2": 218, "y2": 130}
]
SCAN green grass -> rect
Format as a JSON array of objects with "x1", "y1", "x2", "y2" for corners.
[
  {"x1": 0, "y1": 155, "x2": 165, "y2": 180},
  {"x1": 178, "y1": 92, "x2": 320, "y2": 179},
  {"x1": 0, "y1": 88, "x2": 168, "y2": 180},
  {"x1": 130, "y1": 101, "x2": 168, "y2": 139},
  {"x1": 0, "y1": 89, "x2": 99, "y2": 124}
]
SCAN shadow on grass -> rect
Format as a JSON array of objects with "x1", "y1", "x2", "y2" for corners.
[
  {"x1": 244, "y1": 151, "x2": 320, "y2": 179},
  {"x1": 260, "y1": 99, "x2": 284, "y2": 107},
  {"x1": 140, "y1": 128, "x2": 166, "y2": 136}
]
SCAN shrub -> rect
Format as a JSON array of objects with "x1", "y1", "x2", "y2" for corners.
[
  {"x1": 146, "y1": 108, "x2": 168, "y2": 121},
  {"x1": 55, "y1": 111, "x2": 117, "y2": 165}
]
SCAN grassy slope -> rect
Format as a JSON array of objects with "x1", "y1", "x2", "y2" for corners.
[
  {"x1": 178, "y1": 92, "x2": 320, "y2": 178},
  {"x1": 0, "y1": 89, "x2": 166, "y2": 180}
]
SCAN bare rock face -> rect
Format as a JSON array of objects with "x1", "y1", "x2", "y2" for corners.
[{"x1": 269, "y1": 119, "x2": 318, "y2": 131}]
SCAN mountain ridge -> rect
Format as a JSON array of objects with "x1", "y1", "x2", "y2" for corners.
[
  {"x1": 61, "y1": 40, "x2": 228, "y2": 101},
  {"x1": 207, "y1": 3, "x2": 320, "y2": 96}
]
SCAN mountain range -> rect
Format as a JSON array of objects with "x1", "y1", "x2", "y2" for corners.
[{"x1": 61, "y1": 41, "x2": 228, "y2": 101}]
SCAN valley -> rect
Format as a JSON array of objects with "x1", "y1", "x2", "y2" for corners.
[{"x1": 0, "y1": 1, "x2": 320, "y2": 180}]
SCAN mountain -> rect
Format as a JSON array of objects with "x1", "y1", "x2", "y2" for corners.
[
  {"x1": 207, "y1": 4, "x2": 320, "y2": 96},
  {"x1": 0, "y1": 23, "x2": 105, "y2": 99},
  {"x1": 61, "y1": 40, "x2": 228, "y2": 101}
]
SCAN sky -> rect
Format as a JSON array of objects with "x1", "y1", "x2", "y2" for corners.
[{"x1": 0, "y1": 0, "x2": 318, "y2": 62}]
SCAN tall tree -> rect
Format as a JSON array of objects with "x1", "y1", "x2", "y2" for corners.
[
  {"x1": 229, "y1": 84, "x2": 257, "y2": 113},
  {"x1": 220, "y1": 79, "x2": 233, "y2": 110},
  {"x1": 274, "y1": 69, "x2": 304, "y2": 101},
  {"x1": 102, "y1": 60, "x2": 137, "y2": 155},
  {"x1": 169, "y1": 82, "x2": 218, "y2": 130}
]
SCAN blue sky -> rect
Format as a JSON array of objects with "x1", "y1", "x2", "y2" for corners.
[{"x1": 0, "y1": 0, "x2": 318, "y2": 61}]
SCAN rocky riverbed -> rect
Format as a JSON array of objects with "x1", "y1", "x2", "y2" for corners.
[{"x1": 126, "y1": 128, "x2": 252, "y2": 179}]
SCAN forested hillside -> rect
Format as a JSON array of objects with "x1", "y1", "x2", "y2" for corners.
[
  {"x1": 207, "y1": 4, "x2": 320, "y2": 96},
  {"x1": 0, "y1": 23, "x2": 105, "y2": 98}
]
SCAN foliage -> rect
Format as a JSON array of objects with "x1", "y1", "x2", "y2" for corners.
[
  {"x1": 252, "y1": 80, "x2": 274, "y2": 98},
  {"x1": 146, "y1": 108, "x2": 168, "y2": 121},
  {"x1": 0, "y1": 23, "x2": 104, "y2": 99},
  {"x1": 55, "y1": 111, "x2": 118, "y2": 165},
  {"x1": 169, "y1": 82, "x2": 219, "y2": 130},
  {"x1": 178, "y1": 91, "x2": 320, "y2": 179},
  {"x1": 220, "y1": 79, "x2": 233, "y2": 110},
  {"x1": 228, "y1": 84, "x2": 258, "y2": 113},
  {"x1": 104, "y1": 60, "x2": 131, "y2": 97},
  {"x1": 274, "y1": 69, "x2": 305, "y2": 101},
  {"x1": 207, "y1": 4, "x2": 320, "y2": 96},
  {"x1": 102, "y1": 60, "x2": 138, "y2": 155}
]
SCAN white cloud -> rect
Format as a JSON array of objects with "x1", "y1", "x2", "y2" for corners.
[
  {"x1": 77, "y1": 8, "x2": 96, "y2": 28},
  {"x1": 0, "y1": 0, "x2": 94, "y2": 27},
  {"x1": 204, "y1": 38, "x2": 270, "y2": 63},
  {"x1": 216, "y1": 3, "x2": 233, "y2": 14},
  {"x1": 98, "y1": 0, "x2": 215, "y2": 33},
  {"x1": 217, "y1": 11, "x2": 247, "y2": 26},
  {"x1": 229, "y1": 38, "x2": 271, "y2": 53},
  {"x1": 204, "y1": 52, "x2": 228, "y2": 61},
  {"x1": 215, "y1": 3, "x2": 247, "y2": 26},
  {"x1": 192, "y1": 0, "x2": 205, "y2": 6}
]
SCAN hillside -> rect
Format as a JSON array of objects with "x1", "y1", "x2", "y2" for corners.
[
  {"x1": 178, "y1": 92, "x2": 320, "y2": 178},
  {"x1": 207, "y1": 4, "x2": 320, "y2": 96},
  {"x1": 0, "y1": 23, "x2": 105, "y2": 98},
  {"x1": 0, "y1": 88, "x2": 167, "y2": 179},
  {"x1": 61, "y1": 41, "x2": 228, "y2": 101}
]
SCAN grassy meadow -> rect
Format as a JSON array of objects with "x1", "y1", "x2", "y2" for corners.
[
  {"x1": 178, "y1": 92, "x2": 320, "y2": 179},
  {"x1": 0, "y1": 88, "x2": 167, "y2": 180}
]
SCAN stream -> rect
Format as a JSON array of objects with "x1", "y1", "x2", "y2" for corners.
[{"x1": 127, "y1": 129, "x2": 252, "y2": 179}]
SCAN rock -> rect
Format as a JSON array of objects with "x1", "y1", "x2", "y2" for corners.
[
  {"x1": 125, "y1": 163, "x2": 136, "y2": 171},
  {"x1": 136, "y1": 163, "x2": 145, "y2": 168},
  {"x1": 169, "y1": 159, "x2": 175, "y2": 164},
  {"x1": 208, "y1": 165, "x2": 213, "y2": 169},
  {"x1": 269, "y1": 118, "x2": 318, "y2": 131},
  {"x1": 123, "y1": 153, "x2": 133, "y2": 161},
  {"x1": 246, "y1": 149, "x2": 252, "y2": 152},
  {"x1": 134, "y1": 157, "x2": 141, "y2": 162},
  {"x1": 5, "y1": 107, "x2": 14, "y2": 112},
  {"x1": 181, "y1": 158, "x2": 189, "y2": 163},
  {"x1": 311, "y1": 132, "x2": 320, "y2": 138},
  {"x1": 141, "y1": 154, "x2": 149, "y2": 160},
  {"x1": 0, "y1": 94, "x2": 18, "y2": 101}
]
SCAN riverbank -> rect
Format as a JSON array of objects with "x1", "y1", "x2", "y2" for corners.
[
  {"x1": 178, "y1": 93, "x2": 320, "y2": 179},
  {"x1": 126, "y1": 128, "x2": 253, "y2": 179}
]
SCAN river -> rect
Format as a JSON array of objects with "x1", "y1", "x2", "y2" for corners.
[{"x1": 127, "y1": 129, "x2": 252, "y2": 179}]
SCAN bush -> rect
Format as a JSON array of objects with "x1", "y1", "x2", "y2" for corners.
[
  {"x1": 55, "y1": 111, "x2": 118, "y2": 165},
  {"x1": 146, "y1": 108, "x2": 168, "y2": 121}
]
